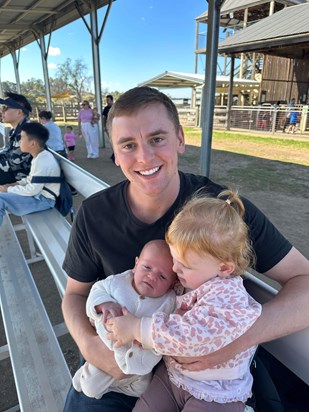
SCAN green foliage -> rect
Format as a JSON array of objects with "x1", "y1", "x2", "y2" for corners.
[{"x1": 56, "y1": 58, "x2": 92, "y2": 103}]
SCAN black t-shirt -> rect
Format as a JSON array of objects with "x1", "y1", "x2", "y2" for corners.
[
  {"x1": 102, "y1": 105, "x2": 111, "y2": 118},
  {"x1": 63, "y1": 172, "x2": 292, "y2": 282}
]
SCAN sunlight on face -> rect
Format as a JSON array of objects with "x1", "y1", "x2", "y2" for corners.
[{"x1": 169, "y1": 246, "x2": 226, "y2": 290}]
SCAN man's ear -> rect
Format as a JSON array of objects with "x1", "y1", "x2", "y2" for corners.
[
  {"x1": 218, "y1": 262, "x2": 235, "y2": 278},
  {"x1": 177, "y1": 125, "x2": 185, "y2": 154}
]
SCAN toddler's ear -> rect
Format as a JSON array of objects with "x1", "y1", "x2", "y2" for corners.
[{"x1": 218, "y1": 262, "x2": 235, "y2": 278}]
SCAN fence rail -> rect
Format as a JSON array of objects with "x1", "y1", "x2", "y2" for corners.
[{"x1": 26, "y1": 104, "x2": 309, "y2": 135}]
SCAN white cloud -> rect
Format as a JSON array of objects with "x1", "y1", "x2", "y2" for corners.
[
  {"x1": 48, "y1": 63, "x2": 57, "y2": 70},
  {"x1": 48, "y1": 46, "x2": 61, "y2": 56},
  {"x1": 22, "y1": 47, "x2": 27, "y2": 52}
]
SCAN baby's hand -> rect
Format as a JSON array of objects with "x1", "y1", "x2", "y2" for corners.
[
  {"x1": 105, "y1": 308, "x2": 141, "y2": 348},
  {"x1": 95, "y1": 301, "x2": 123, "y2": 323}
]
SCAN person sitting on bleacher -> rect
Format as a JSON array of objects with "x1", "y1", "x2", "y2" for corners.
[
  {"x1": 0, "y1": 122, "x2": 60, "y2": 226},
  {"x1": 0, "y1": 92, "x2": 32, "y2": 185}
]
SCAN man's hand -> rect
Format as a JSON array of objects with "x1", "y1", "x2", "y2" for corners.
[
  {"x1": 106, "y1": 308, "x2": 141, "y2": 348},
  {"x1": 170, "y1": 350, "x2": 226, "y2": 372},
  {"x1": 95, "y1": 301, "x2": 123, "y2": 323},
  {"x1": 0, "y1": 184, "x2": 9, "y2": 192}
]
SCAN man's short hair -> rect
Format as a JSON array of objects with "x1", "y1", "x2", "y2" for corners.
[
  {"x1": 106, "y1": 94, "x2": 113, "y2": 101},
  {"x1": 0, "y1": 92, "x2": 32, "y2": 115},
  {"x1": 107, "y1": 87, "x2": 180, "y2": 137},
  {"x1": 39, "y1": 110, "x2": 53, "y2": 120},
  {"x1": 21, "y1": 122, "x2": 49, "y2": 148}
]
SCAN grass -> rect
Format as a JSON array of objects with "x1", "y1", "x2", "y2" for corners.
[{"x1": 183, "y1": 128, "x2": 309, "y2": 166}]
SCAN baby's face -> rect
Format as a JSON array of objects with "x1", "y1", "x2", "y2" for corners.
[{"x1": 132, "y1": 245, "x2": 176, "y2": 298}]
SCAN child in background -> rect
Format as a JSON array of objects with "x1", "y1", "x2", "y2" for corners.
[
  {"x1": 0, "y1": 122, "x2": 60, "y2": 226},
  {"x1": 287, "y1": 110, "x2": 299, "y2": 134},
  {"x1": 63, "y1": 125, "x2": 77, "y2": 161},
  {"x1": 73, "y1": 240, "x2": 177, "y2": 400},
  {"x1": 91, "y1": 107, "x2": 100, "y2": 126},
  {"x1": 107, "y1": 190, "x2": 262, "y2": 412}
]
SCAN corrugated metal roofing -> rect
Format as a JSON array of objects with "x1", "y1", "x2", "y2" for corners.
[
  {"x1": 196, "y1": 0, "x2": 304, "y2": 22},
  {"x1": 137, "y1": 71, "x2": 259, "y2": 89},
  {"x1": 218, "y1": 3, "x2": 309, "y2": 56},
  {"x1": 0, "y1": 0, "x2": 113, "y2": 58}
]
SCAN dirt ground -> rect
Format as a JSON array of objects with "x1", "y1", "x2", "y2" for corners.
[{"x1": 0, "y1": 133, "x2": 308, "y2": 411}]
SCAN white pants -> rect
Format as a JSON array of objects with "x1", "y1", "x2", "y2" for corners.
[{"x1": 81, "y1": 122, "x2": 99, "y2": 158}]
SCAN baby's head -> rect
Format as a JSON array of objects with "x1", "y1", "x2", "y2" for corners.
[
  {"x1": 66, "y1": 125, "x2": 73, "y2": 132},
  {"x1": 132, "y1": 240, "x2": 177, "y2": 298},
  {"x1": 166, "y1": 190, "x2": 255, "y2": 289}
]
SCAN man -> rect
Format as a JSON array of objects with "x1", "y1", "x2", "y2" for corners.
[
  {"x1": 0, "y1": 92, "x2": 32, "y2": 185},
  {"x1": 102, "y1": 94, "x2": 115, "y2": 162},
  {"x1": 62, "y1": 87, "x2": 309, "y2": 411}
]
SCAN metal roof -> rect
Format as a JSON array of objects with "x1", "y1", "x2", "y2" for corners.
[
  {"x1": 196, "y1": 0, "x2": 304, "y2": 27},
  {"x1": 218, "y1": 3, "x2": 309, "y2": 58},
  {"x1": 0, "y1": 0, "x2": 112, "y2": 58},
  {"x1": 138, "y1": 71, "x2": 259, "y2": 90}
]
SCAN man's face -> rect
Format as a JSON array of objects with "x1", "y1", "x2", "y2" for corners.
[
  {"x1": 1, "y1": 106, "x2": 22, "y2": 124},
  {"x1": 106, "y1": 97, "x2": 113, "y2": 106},
  {"x1": 111, "y1": 103, "x2": 185, "y2": 202}
]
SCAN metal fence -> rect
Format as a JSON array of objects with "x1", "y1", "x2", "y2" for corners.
[
  {"x1": 28, "y1": 104, "x2": 309, "y2": 135},
  {"x1": 214, "y1": 105, "x2": 309, "y2": 134},
  {"x1": 178, "y1": 105, "x2": 309, "y2": 134}
]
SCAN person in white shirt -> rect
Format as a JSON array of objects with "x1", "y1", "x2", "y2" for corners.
[
  {"x1": 0, "y1": 122, "x2": 60, "y2": 226},
  {"x1": 72, "y1": 239, "x2": 177, "y2": 400}
]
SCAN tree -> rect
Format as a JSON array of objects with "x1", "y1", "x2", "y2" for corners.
[
  {"x1": 21, "y1": 78, "x2": 45, "y2": 102},
  {"x1": 56, "y1": 58, "x2": 92, "y2": 103},
  {"x1": 1, "y1": 81, "x2": 18, "y2": 94},
  {"x1": 50, "y1": 77, "x2": 69, "y2": 97}
]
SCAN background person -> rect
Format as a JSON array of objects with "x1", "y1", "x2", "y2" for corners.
[
  {"x1": 63, "y1": 125, "x2": 77, "y2": 161},
  {"x1": 62, "y1": 86, "x2": 309, "y2": 412},
  {"x1": 72, "y1": 240, "x2": 177, "y2": 400},
  {"x1": 102, "y1": 95, "x2": 114, "y2": 162},
  {"x1": 0, "y1": 122, "x2": 60, "y2": 226},
  {"x1": 78, "y1": 100, "x2": 99, "y2": 159},
  {"x1": 0, "y1": 92, "x2": 32, "y2": 185},
  {"x1": 107, "y1": 190, "x2": 262, "y2": 411},
  {"x1": 282, "y1": 97, "x2": 296, "y2": 132},
  {"x1": 39, "y1": 110, "x2": 66, "y2": 156}
]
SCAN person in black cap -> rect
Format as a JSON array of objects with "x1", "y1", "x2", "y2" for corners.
[{"x1": 0, "y1": 92, "x2": 32, "y2": 185}]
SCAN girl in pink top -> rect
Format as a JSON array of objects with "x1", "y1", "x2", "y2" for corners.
[
  {"x1": 64, "y1": 126, "x2": 77, "y2": 161},
  {"x1": 107, "y1": 190, "x2": 262, "y2": 412}
]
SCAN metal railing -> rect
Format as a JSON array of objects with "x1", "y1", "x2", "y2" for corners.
[{"x1": 214, "y1": 105, "x2": 309, "y2": 134}]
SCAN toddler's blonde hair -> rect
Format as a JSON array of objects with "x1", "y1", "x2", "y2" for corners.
[{"x1": 166, "y1": 190, "x2": 255, "y2": 275}]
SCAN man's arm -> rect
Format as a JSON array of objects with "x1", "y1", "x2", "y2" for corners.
[
  {"x1": 175, "y1": 247, "x2": 309, "y2": 371},
  {"x1": 61, "y1": 276, "x2": 126, "y2": 379}
]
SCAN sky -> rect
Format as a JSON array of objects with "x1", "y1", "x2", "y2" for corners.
[{"x1": 0, "y1": 0, "x2": 208, "y2": 98}]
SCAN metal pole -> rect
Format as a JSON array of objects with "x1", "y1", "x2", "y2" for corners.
[
  {"x1": 39, "y1": 36, "x2": 52, "y2": 111},
  {"x1": 200, "y1": 0, "x2": 222, "y2": 177},
  {"x1": 90, "y1": 6, "x2": 105, "y2": 147},
  {"x1": 11, "y1": 50, "x2": 21, "y2": 93},
  {"x1": 226, "y1": 56, "x2": 234, "y2": 130}
]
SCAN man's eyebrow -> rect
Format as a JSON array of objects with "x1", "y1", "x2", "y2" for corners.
[
  {"x1": 148, "y1": 129, "x2": 168, "y2": 137},
  {"x1": 116, "y1": 129, "x2": 168, "y2": 145}
]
